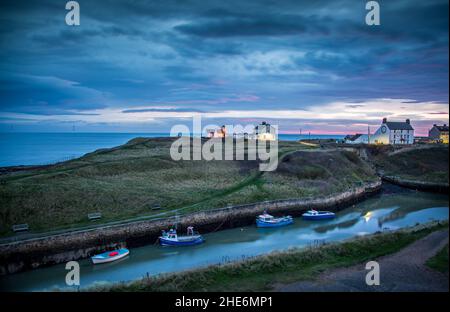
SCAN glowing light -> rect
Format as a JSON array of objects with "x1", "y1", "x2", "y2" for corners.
[{"x1": 363, "y1": 211, "x2": 373, "y2": 223}]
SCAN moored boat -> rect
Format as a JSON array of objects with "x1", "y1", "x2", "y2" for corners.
[
  {"x1": 302, "y1": 209, "x2": 335, "y2": 220},
  {"x1": 91, "y1": 248, "x2": 130, "y2": 264},
  {"x1": 159, "y1": 226, "x2": 204, "y2": 246},
  {"x1": 256, "y1": 212, "x2": 293, "y2": 228}
]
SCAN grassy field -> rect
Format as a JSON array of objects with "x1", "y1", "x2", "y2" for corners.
[
  {"x1": 368, "y1": 145, "x2": 449, "y2": 183},
  {"x1": 426, "y1": 243, "x2": 449, "y2": 273},
  {"x1": 0, "y1": 138, "x2": 377, "y2": 236},
  {"x1": 87, "y1": 222, "x2": 448, "y2": 292}
]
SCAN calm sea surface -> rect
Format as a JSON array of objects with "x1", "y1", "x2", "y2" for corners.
[{"x1": 0, "y1": 133, "x2": 344, "y2": 167}]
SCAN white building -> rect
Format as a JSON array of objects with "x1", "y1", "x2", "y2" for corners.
[
  {"x1": 344, "y1": 133, "x2": 369, "y2": 144},
  {"x1": 254, "y1": 121, "x2": 277, "y2": 141},
  {"x1": 345, "y1": 118, "x2": 414, "y2": 145},
  {"x1": 206, "y1": 125, "x2": 227, "y2": 138},
  {"x1": 372, "y1": 118, "x2": 414, "y2": 145}
]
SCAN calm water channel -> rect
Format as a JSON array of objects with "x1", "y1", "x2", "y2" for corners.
[{"x1": 0, "y1": 187, "x2": 448, "y2": 291}]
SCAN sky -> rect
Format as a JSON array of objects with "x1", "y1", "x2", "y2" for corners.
[{"x1": 0, "y1": 0, "x2": 448, "y2": 135}]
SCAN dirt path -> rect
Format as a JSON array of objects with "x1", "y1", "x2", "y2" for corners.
[{"x1": 277, "y1": 230, "x2": 449, "y2": 292}]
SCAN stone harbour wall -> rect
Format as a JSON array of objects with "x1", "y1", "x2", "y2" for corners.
[
  {"x1": 0, "y1": 180, "x2": 382, "y2": 275},
  {"x1": 382, "y1": 176, "x2": 448, "y2": 193}
]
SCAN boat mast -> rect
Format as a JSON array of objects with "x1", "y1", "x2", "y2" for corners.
[{"x1": 174, "y1": 213, "x2": 180, "y2": 230}]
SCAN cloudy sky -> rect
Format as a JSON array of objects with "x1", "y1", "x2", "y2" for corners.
[{"x1": 0, "y1": 0, "x2": 448, "y2": 135}]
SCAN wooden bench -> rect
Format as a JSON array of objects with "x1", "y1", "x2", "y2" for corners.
[
  {"x1": 12, "y1": 224, "x2": 29, "y2": 233},
  {"x1": 87, "y1": 212, "x2": 102, "y2": 221}
]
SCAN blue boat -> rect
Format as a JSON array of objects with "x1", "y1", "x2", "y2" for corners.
[
  {"x1": 91, "y1": 248, "x2": 129, "y2": 264},
  {"x1": 159, "y1": 227, "x2": 204, "y2": 246},
  {"x1": 256, "y1": 212, "x2": 293, "y2": 228},
  {"x1": 302, "y1": 209, "x2": 335, "y2": 220}
]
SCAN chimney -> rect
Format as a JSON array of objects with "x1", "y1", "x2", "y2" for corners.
[
  {"x1": 406, "y1": 119, "x2": 410, "y2": 124},
  {"x1": 445, "y1": 124, "x2": 447, "y2": 127},
  {"x1": 382, "y1": 118, "x2": 387, "y2": 124},
  {"x1": 434, "y1": 124, "x2": 437, "y2": 127}
]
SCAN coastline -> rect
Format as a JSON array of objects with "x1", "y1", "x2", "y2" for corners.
[
  {"x1": 0, "y1": 180, "x2": 382, "y2": 275},
  {"x1": 0, "y1": 133, "x2": 344, "y2": 168}
]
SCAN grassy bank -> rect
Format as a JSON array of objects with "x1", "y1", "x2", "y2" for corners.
[
  {"x1": 426, "y1": 243, "x2": 449, "y2": 273},
  {"x1": 88, "y1": 221, "x2": 448, "y2": 292},
  {"x1": 368, "y1": 145, "x2": 449, "y2": 184},
  {"x1": 0, "y1": 138, "x2": 377, "y2": 236}
]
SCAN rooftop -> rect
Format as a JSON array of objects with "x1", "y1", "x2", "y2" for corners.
[
  {"x1": 432, "y1": 124, "x2": 449, "y2": 132},
  {"x1": 385, "y1": 121, "x2": 414, "y2": 131},
  {"x1": 381, "y1": 118, "x2": 414, "y2": 131},
  {"x1": 345, "y1": 134, "x2": 363, "y2": 141}
]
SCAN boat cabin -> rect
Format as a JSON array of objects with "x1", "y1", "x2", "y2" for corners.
[
  {"x1": 162, "y1": 229, "x2": 178, "y2": 239},
  {"x1": 258, "y1": 214, "x2": 274, "y2": 221}
]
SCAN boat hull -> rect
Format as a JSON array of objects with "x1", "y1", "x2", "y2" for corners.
[
  {"x1": 159, "y1": 236, "x2": 204, "y2": 246},
  {"x1": 302, "y1": 213, "x2": 335, "y2": 220},
  {"x1": 91, "y1": 248, "x2": 130, "y2": 264},
  {"x1": 256, "y1": 217, "x2": 293, "y2": 228}
]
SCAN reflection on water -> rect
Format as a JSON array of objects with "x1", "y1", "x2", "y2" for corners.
[{"x1": 0, "y1": 190, "x2": 448, "y2": 291}]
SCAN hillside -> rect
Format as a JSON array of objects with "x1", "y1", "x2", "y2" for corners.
[
  {"x1": 368, "y1": 145, "x2": 449, "y2": 184},
  {"x1": 0, "y1": 138, "x2": 378, "y2": 236}
]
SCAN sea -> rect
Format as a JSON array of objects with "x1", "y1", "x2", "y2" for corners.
[{"x1": 0, "y1": 132, "x2": 345, "y2": 167}]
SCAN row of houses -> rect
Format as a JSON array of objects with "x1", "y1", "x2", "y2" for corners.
[
  {"x1": 204, "y1": 118, "x2": 448, "y2": 145},
  {"x1": 344, "y1": 118, "x2": 449, "y2": 145},
  {"x1": 206, "y1": 121, "x2": 277, "y2": 141}
]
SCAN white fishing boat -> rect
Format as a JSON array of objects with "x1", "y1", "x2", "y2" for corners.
[
  {"x1": 159, "y1": 226, "x2": 204, "y2": 246},
  {"x1": 91, "y1": 248, "x2": 130, "y2": 264},
  {"x1": 256, "y1": 212, "x2": 293, "y2": 228}
]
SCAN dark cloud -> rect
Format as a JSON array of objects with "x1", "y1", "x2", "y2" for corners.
[
  {"x1": 0, "y1": 0, "x2": 448, "y2": 133},
  {"x1": 175, "y1": 14, "x2": 309, "y2": 38},
  {"x1": 0, "y1": 74, "x2": 109, "y2": 114}
]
